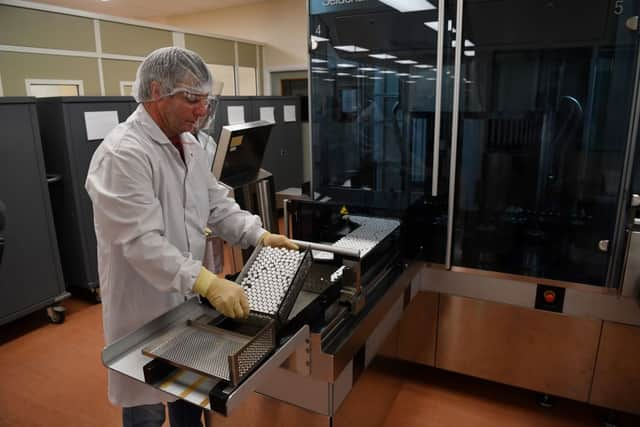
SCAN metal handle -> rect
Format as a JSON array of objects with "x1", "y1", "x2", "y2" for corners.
[
  {"x1": 431, "y1": 1, "x2": 445, "y2": 196},
  {"x1": 599, "y1": 240, "x2": 610, "y2": 252},
  {"x1": 291, "y1": 239, "x2": 360, "y2": 259},
  {"x1": 445, "y1": 0, "x2": 465, "y2": 269},
  {"x1": 46, "y1": 174, "x2": 62, "y2": 184}
]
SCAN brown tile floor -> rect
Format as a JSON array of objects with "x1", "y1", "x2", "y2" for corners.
[{"x1": 1, "y1": 297, "x2": 639, "y2": 427}]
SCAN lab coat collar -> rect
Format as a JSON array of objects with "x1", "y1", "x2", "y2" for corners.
[{"x1": 132, "y1": 104, "x2": 172, "y2": 146}]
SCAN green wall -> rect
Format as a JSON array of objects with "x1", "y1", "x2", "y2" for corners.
[{"x1": 0, "y1": 52, "x2": 100, "y2": 96}]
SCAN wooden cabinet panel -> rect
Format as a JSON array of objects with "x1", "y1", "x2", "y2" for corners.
[
  {"x1": 590, "y1": 321, "x2": 640, "y2": 415},
  {"x1": 436, "y1": 295, "x2": 601, "y2": 401},
  {"x1": 396, "y1": 292, "x2": 438, "y2": 366}
]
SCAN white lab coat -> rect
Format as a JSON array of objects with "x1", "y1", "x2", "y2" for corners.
[{"x1": 85, "y1": 105, "x2": 265, "y2": 407}]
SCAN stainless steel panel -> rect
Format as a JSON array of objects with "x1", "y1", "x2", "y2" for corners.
[
  {"x1": 621, "y1": 230, "x2": 640, "y2": 298},
  {"x1": 436, "y1": 294, "x2": 601, "y2": 402},
  {"x1": 590, "y1": 321, "x2": 640, "y2": 415}
]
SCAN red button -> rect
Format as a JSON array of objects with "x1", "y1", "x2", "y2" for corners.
[{"x1": 544, "y1": 290, "x2": 556, "y2": 304}]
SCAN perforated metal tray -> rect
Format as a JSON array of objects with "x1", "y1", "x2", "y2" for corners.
[{"x1": 142, "y1": 313, "x2": 276, "y2": 385}]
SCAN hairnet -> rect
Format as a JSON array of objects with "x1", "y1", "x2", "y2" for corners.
[{"x1": 133, "y1": 47, "x2": 213, "y2": 103}]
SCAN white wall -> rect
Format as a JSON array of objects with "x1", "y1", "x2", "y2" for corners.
[{"x1": 155, "y1": 0, "x2": 308, "y2": 95}]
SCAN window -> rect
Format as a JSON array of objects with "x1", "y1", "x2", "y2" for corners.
[
  {"x1": 238, "y1": 66, "x2": 257, "y2": 96},
  {"x1": 25, "y1": 79, "x2": 84, "y2": 97},
  {"x1": 120, "y1": 81, "x2": 135, "y2": 96},
  {"x1": 207, "y1": 64, "x2": 235, "y2": 96}
]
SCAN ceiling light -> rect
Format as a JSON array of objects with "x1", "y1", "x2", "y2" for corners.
[
  {"x1": 425, "y1": 21, "x2": 438, "y2": 31},
  {"x1": 464, "y1": 50, "x2": 476, "y2": 57},
  {"x1": 369, "y1": 53, "x2": 397, "y2": 60},
  {"x1": 410, "y1": 75, "x2": 423, "y2": 78},
  {"x1": 397, "y1": 73, "x2": 409, "y2": 76},
  {"x1": 395, "y1": 59, "x2": 418, "y2": 64},
  {"x1": 312, "y1": 58, "x2": 328, "y2": 63},
  {"x1": 337, "y1": 63, "x2": 357, "y2": 68},
  {"x1": 312, "y1": 67, "x2": 328, "y2": 71},
  {"x1": 379, "y1": 70, "x2": 397, "y2": 74},
  {"x1": 370, "y1": 76, "x2": 383, "y2": 80},
  {"x1": 323, "y1": 78, "x2": 336, "y2": 82},
  {"x1": 407, "y1": 81, "x2": 417, "y2": 84},
  {"x1": 414, "y1": 64, "x2": 433, "y2": 69},
  {"x1": 335, "y1": 45, "x2": 369, "y2": 53},
  {"x1": 452, "y1": 39, "x2": 475, "y2": 48},
  {"x1": 337, "y1": 73, "x2": 351, "y2": 76},
  {"x1": 380, "y1": 0, "x2": 436, "y2": 12},
  {"x1": 426, "y1": 77, "x2": 436, "y2": 80},
  {"x1": 311, "y1": 35, "x2": 329, "y2": 43},
  {"x1": 354, "y1": 74, "x2": 367, "y2": 78},
  {"x1": 359, "y1": 67, "x2": 378, "y2": 71},
  {"x1": 312, "y1": 70, "x2": 328, "y2": 74}
]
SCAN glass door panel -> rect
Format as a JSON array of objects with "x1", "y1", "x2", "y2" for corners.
[
  {"x1": 452, "y1": 0, "x2": 640, "y2": 286},
  {"x1": 309, "y1": 0, "x2": 451, "y2": 262}
]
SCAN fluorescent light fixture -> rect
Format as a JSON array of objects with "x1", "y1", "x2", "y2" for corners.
[
  {"x1": 426, "y1": 77, "x2": 436, "y2": 80},
  {"x1": 359, "y1": 67, "x2": 378, "y2": 71},
  {"x1": 397, "y1": 73, "x2": 409, "y2": 76},
  {"x1": 464, "y1": 50, "x2": 476, "y2": 57},
  {"x1": 414, "y1": 64, "x2": 433, "y2": 69},
  {"x1": 337, "y1": 72, "x2": 351, "y2": 76},
  {"x1": 407, "y1": 80, "x2": 417, "y2": 84},
  {"x1": 409, "y1": 75, "x2": 423, "y2": 78},
  {"x1": 311, "y1": 58, "x2": 328, "y2": 63},
  {"x1": 425, "y1": 21, "x2": 438, "y2": 31},
  {"x1": 368, "y1": 53, "x2": 397, "y2": 60},
  {"x1": 379, "y1": 70, "x2": 397, "y2": 74},
  {"x1": 323, "y1": 78, "x2": 336, "y2": 82},
  {"x1": 335, "y1": 45, "x2": 369, "y2": 53},
  {"x1": 452, "y1": 39, "x2": 475, "y2": 48},
  {"x1": 312, "y1": 70, "x2": 328, "y2": 74},
  {"x1": 354, "y1": 74, "x2": 367, "y2": 78},
  {"x1": 337, "y1": 63, "x2": 357, "y2": 68},
  {"x1": 380, "y1": 0, "x2": 436, "y2": 12},
  {"x1": 395, "y1": 59, "x2": 418, "y2": 64},
  {"x1": 370, "y1": 76, "x2": 383, "y2": 80},
  {"x1": 311, "y1": 35, "x2": 329, "y2": 43}
]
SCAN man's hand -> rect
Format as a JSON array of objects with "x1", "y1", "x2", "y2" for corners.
[
  {"x1": 260, "y1": 232, "x2": 299, "y2": 250},
  {"x1": 193, "y1": 267, "x2": 249, "y2": 318}
]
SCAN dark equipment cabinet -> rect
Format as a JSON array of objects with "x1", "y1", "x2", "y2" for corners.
[
  {"x1": 212, "y1": 96, "x2": 303, "y2": 192},
  {"x1": 36, "y1": 96, "x2": 137, "y2": 299},
  {"x1": 0, "y1": 97, "x2": 68, "y2": 325}
]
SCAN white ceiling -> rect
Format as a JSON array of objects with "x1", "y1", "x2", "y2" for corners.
[{"x1": 29, "y1": 0, "x2": 270, "y2": 20}]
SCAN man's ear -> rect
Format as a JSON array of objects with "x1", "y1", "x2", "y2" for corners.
[{"x1": 150, "y1": 81, "x2": 162, "y2": 101}]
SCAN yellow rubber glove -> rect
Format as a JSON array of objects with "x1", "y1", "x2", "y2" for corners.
[
  {"x1": 193, "y1": 267, "x2": 250, "y2": 319},
  {"x1": 260, "y1": 232, "x2": 299, "y2": 250}
]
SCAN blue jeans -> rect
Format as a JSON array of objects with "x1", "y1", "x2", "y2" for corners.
[{"x1": 122, "y1": 400, "x2": 203, "y2": 427}]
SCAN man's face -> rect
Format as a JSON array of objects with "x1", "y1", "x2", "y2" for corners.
[{"x1": 155, "y1": 84, "x2": 210, "y2": 136}]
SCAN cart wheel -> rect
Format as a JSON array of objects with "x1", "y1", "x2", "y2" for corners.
[
  {"x1": 91, "y1": 287, "x2": 101, "y2": 304},
  {"x1": 46, "y1": 305, "x2": 66, "y2": 324}
]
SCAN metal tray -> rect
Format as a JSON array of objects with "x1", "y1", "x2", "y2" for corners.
[{"x1": 142, "y1": 313, "x2": 276, "y2": 385}]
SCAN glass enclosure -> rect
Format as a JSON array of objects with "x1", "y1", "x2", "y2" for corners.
[
  {"x1": 453, "y1": 0, "x2": 640, "y2": 286},
  {"x1": 309, "y1": 0, "x2": 453, "y2": 262},
  {"x1": 309, "y1": 0, "x2": 640, "y2": 287}
]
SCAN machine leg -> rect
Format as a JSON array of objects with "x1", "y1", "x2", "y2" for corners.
[
  {"x1": 536, "y1": 393, "x2": 555, "y2": 408},
  {"x1": 46, "y1": 305, "x2": 66, "y2": 324},
  {"x1": 91, "y1": 287, "x2": 101, "y2": 304}
]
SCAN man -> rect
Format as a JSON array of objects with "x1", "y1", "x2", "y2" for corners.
[{"x1": 85, "y1": 47, "x2": 296, "y2": 427}]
